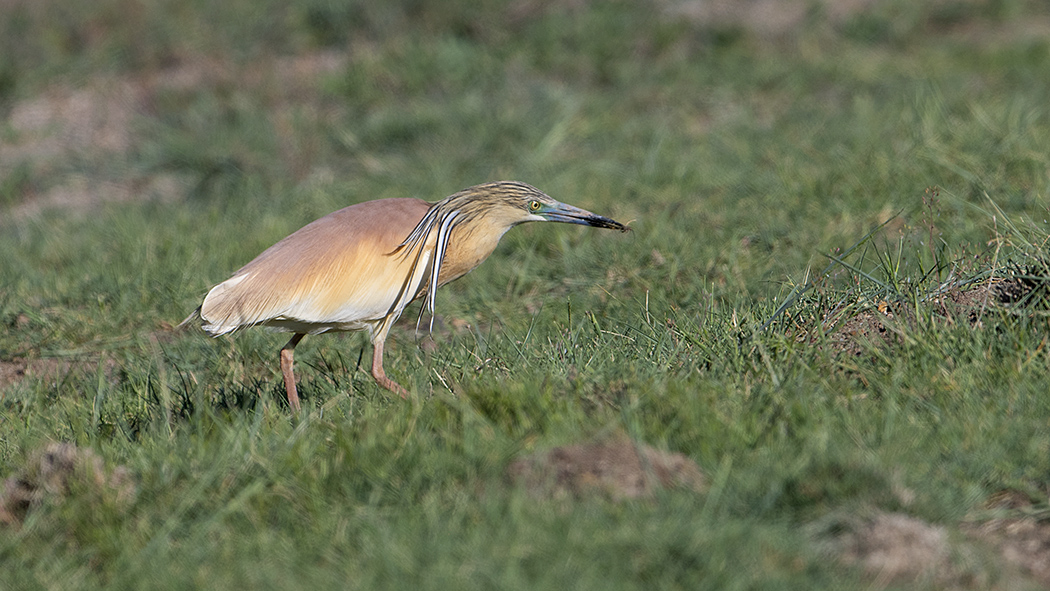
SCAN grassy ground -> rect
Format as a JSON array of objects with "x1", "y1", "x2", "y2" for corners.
[{"x1": 2, "y1": 0, "x2": 1050, "y2": 588}]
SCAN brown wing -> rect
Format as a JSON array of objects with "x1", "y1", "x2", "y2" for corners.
[{"x1": 200, "y1": 198, "x2": 432, "y2": 335}]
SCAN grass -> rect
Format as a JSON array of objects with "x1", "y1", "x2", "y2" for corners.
[{"x1": 3, "y1": 0, "x2": 1050, "y2": 588}]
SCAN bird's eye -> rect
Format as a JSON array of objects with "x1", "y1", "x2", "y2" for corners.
[{"x1": 529, "y1": 200, "x2": 541, "y2": 211}]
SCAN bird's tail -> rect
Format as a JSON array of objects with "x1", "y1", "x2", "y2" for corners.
[{"x1": 176, "y1": 306, "x2": 202, "y2": 332}]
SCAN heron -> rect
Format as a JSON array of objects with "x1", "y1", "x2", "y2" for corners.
[{"x1": 184, "y1": 181, "x2": 628, "y2": 412}]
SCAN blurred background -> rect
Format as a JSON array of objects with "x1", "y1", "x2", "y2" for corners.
[{"x1": 4, "y1": 0, "x2": 1047, "y2": 233}]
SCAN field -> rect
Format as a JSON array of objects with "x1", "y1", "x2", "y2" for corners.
[{"x1": 2, "y1": 0, "x2": 1050, "y2": 588}]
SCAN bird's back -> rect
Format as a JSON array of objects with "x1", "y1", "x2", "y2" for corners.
[{"x1": 200, "y1": 198, "x2": 433, "y2": 336}]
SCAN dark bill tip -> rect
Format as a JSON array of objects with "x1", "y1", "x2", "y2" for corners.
[
  {"x1": 584, "y1": 214, "x2": 630, "y2": 232},
  {"x1": 543, "y1": 202, "x2": 630, "y2": 232}
]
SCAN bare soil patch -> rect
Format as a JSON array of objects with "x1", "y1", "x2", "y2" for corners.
[
  {"x1": 0, "y1": 357, "x2": 74, "y2": 391},
  {"x1": 0, "y1": 355, "x2": 123, "y2": 395},
  {"x1": 2, "y1": 51, "x2": 346, "y2": 219},
  {"x1": 0, "y1": 360, "x2": 28, "y2": 390}
]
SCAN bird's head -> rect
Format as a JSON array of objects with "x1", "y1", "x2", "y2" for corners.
[
  {"x1": 398, "y1": 181, "x2": 629, "y2": 322},
  {"x1": 453, "y1": 181, "x2": 629, "y2": 232}
]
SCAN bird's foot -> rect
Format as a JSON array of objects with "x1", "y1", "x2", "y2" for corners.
[{"x1": 372, "y1": 372, "x2": 409, "y2": 399}]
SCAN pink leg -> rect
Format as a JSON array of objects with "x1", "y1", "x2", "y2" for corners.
[
  {"x1": 371, "y1": 337, "x2": 408, "y2": 398},
  {"x1": 280, "y1": 333, "x2": 305, "y2": 412}
]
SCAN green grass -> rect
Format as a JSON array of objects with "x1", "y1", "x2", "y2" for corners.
[{"x1": 3, "y1": 0, "x2": 1050, "y2": 588}]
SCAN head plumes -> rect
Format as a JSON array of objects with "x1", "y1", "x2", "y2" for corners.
[
  {"x1": 428, "y1": 181, "x2": 628, "y2": 231},
  {"x1": 435, "y1": 181, "x2": 553, "y2": 224},
  {"x1": 392, "y1": 181, "x2": 549, "y2": 259}
]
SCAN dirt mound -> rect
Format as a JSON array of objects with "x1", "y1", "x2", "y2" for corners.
[
  {"x1": 835, "y1": 512, "x2": 955, "y2": 585},
  {"x1": 817, "y1": 505, "x2": 1050, "y2": 589},
  {"x1": 828, "y1": 298, "x2": 910, "y2": 358},
  {"x1": 963, "y1": 490, "x2": 1050, "y2": 588},
  {"x1": 506, "y1": 435, "x2": 705, "y2": 500},
  {"x1": 966, "y1": 517, "x2": 1050, "y2": 587},
  {"x1": 0, "y1": 442, "x2": 135, "y2": 527},
  {"x1": 828, "y1": 271, "x2": 1049, "y2": 358}
]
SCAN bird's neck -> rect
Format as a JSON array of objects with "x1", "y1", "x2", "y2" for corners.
[{"x1": 437, "y1": 221, "x2": 515, "y2": 285}]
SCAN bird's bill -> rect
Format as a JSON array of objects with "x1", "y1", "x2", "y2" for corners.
[{"x1": 542, "y1": 202, "x2": 629, "y2": 232}]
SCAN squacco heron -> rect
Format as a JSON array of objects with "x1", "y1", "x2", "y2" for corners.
[{"x1": 185, "y1": 181, "x2": 627, "y2": 412}]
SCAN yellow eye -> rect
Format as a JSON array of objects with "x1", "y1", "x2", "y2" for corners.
[{"x1": 529, "y1": 200, "x2": 541, "y2": 211}]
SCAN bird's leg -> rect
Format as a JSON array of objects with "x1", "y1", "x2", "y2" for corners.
[
  {"x1": 371, "y1": 337, "x2": 408, "y2": 398},
  {"x1": 280, "y1": 333, "x2": 305, "y2": 412}
]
